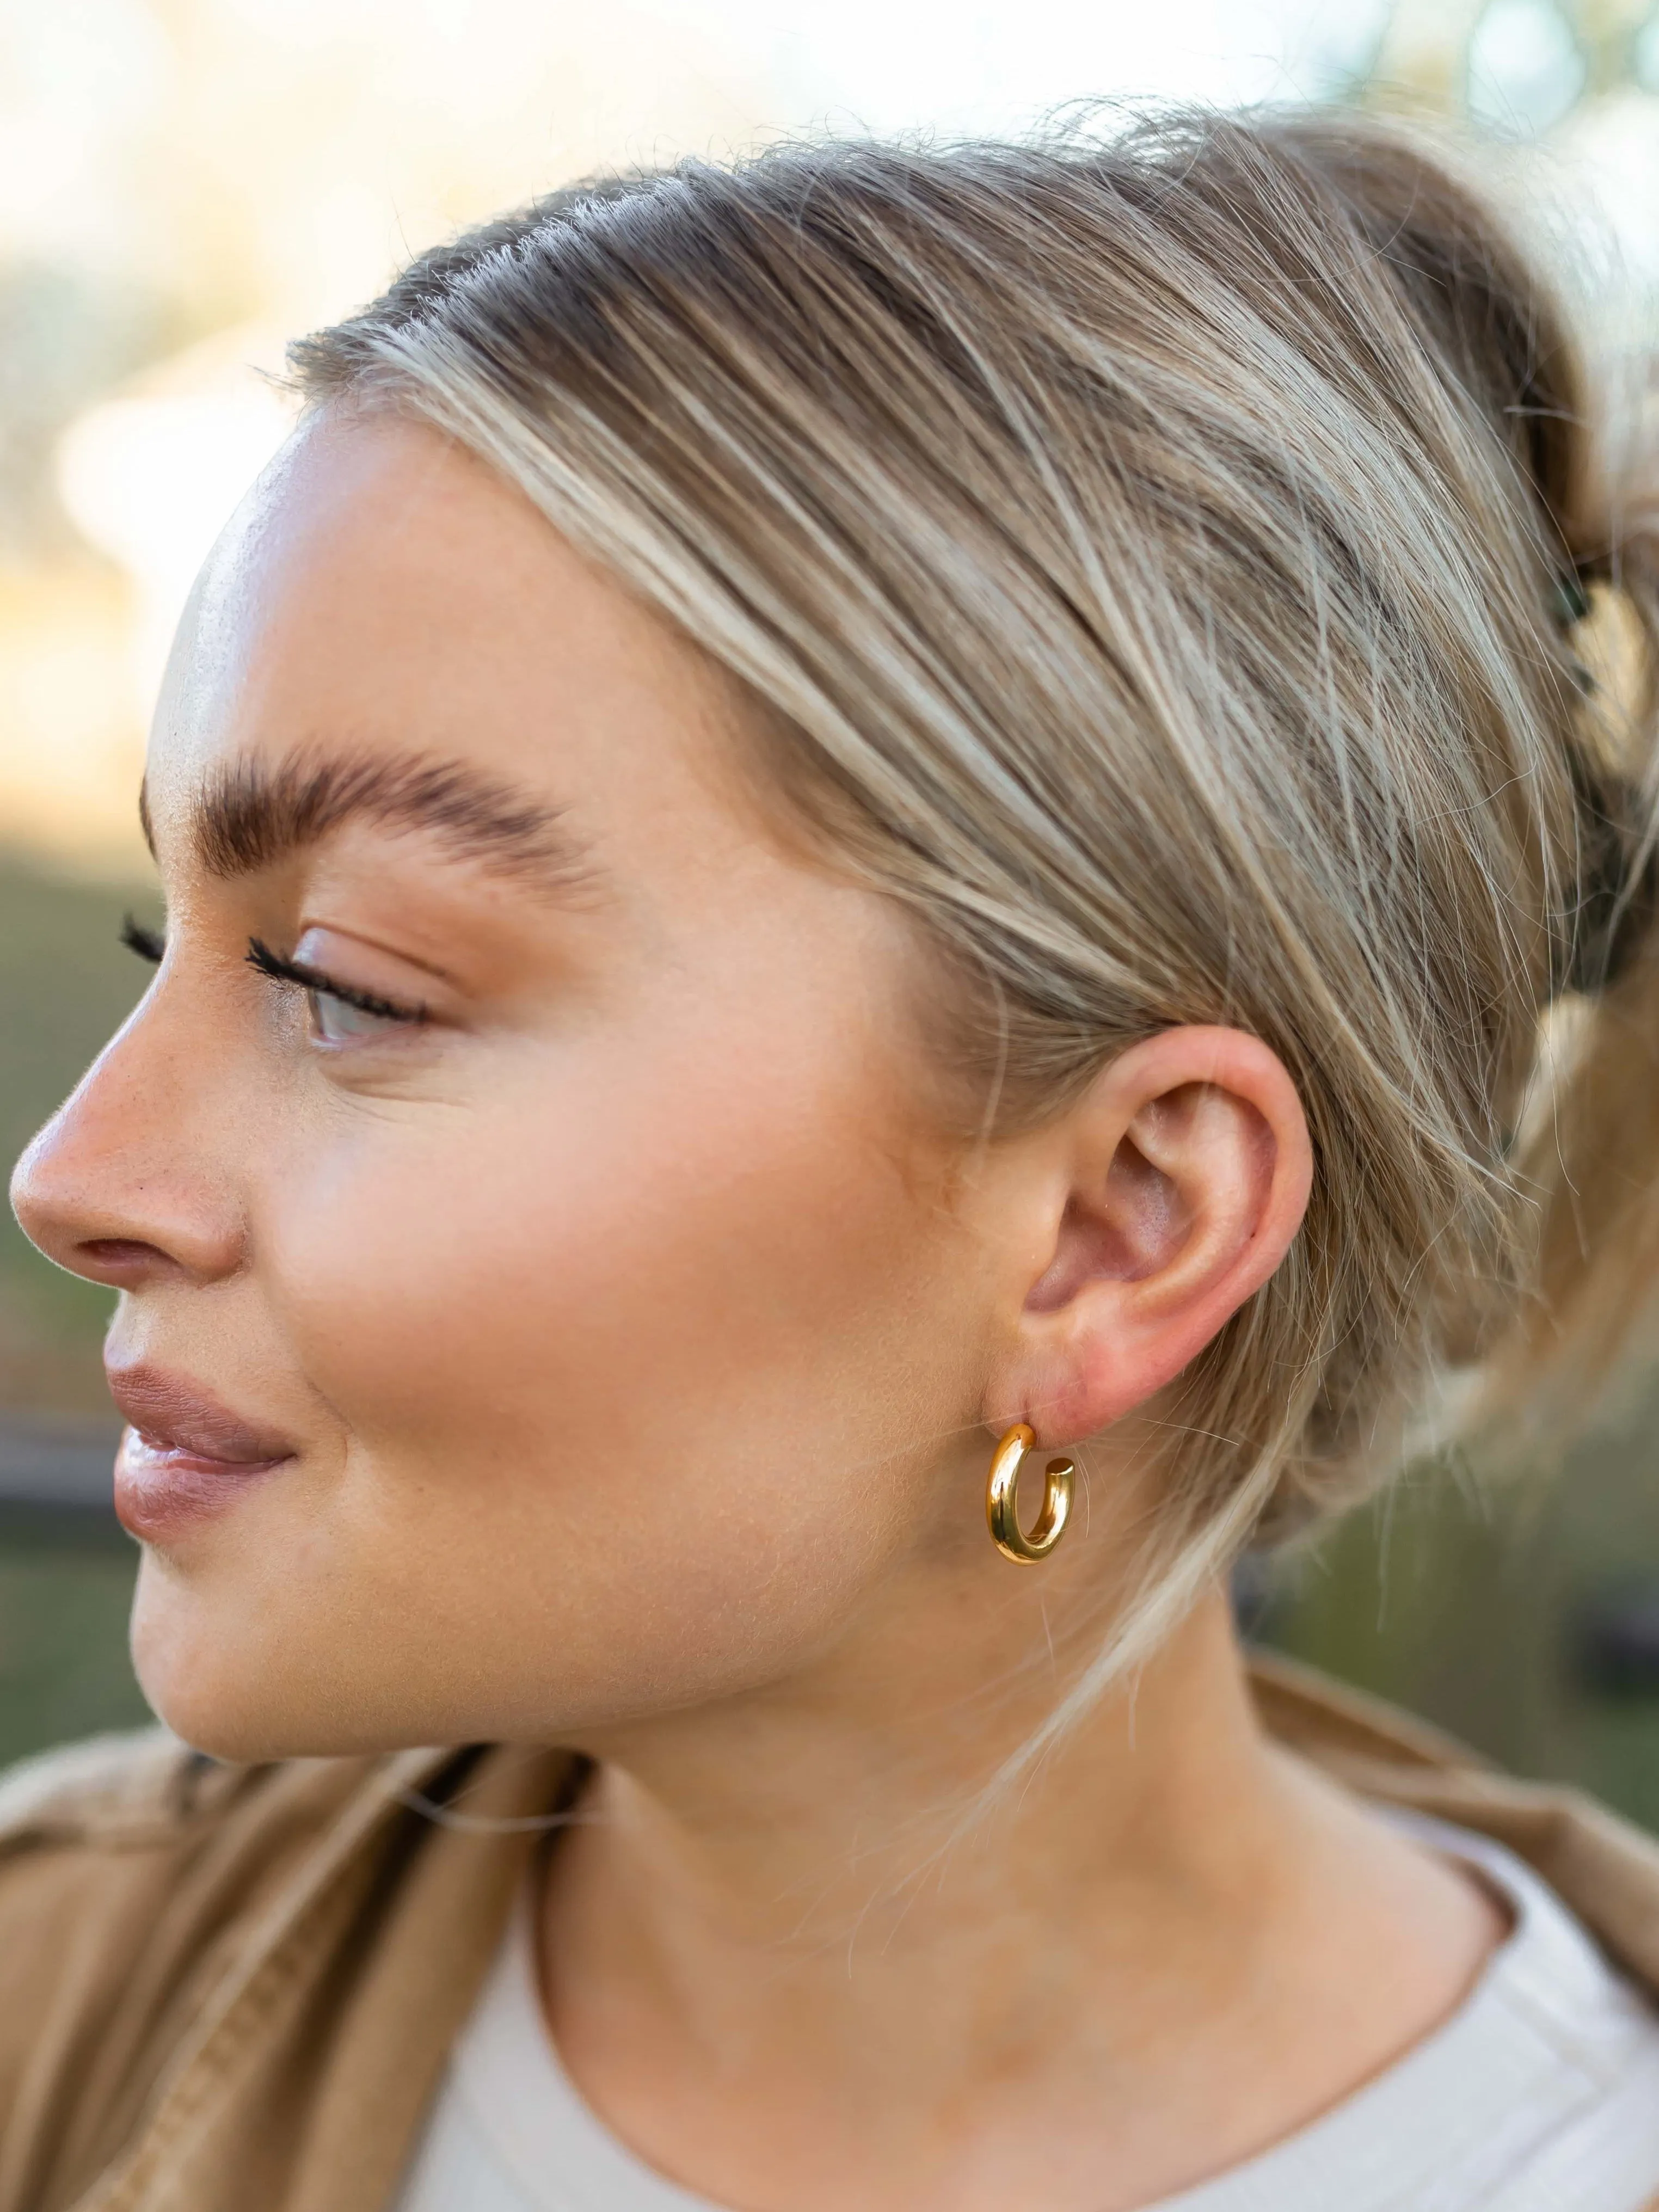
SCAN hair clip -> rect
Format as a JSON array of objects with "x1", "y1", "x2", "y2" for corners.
[{"x1": 1552, "y1": 573, "x2": 1592, "y2": 628}]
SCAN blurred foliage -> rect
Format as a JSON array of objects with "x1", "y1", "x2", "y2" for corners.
[
  {"x1": 0, "y1": 1515, "x2": 147, "y2": 1768},
  {"x1": 0, "y1": 853, "x2": 156, "y2": 1767},
  {"x1": 1264, "y1": 1392, "x2": 1659, "y2": 1830},
  {"x1": 0, "y1": 847, "x2": 152, "y2": 1412}
]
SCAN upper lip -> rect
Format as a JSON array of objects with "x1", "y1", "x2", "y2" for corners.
[{"x1": 106, "y1": 1365, "x2": 298, "y2": 1466}]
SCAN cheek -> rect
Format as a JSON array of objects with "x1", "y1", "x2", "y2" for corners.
[
  {"x1": 275, "y1": 1046, "x2": 934, "y2": 1449},
  {"x1": 229, "y1": 1027, "x2": 989, "y2": 1736}
]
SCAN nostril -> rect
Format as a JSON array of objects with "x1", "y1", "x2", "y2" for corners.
[{"x1": 76, "y1": 1237, "x2": 169, "y2": 1281}]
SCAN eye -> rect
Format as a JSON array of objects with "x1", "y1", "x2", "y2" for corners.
[
  {"x1": 305, "y1": 987, "x2": 405, "y2": 1045},
  {"x1": 245, "y1": 937, "x2": 427, "y2": 1043}
]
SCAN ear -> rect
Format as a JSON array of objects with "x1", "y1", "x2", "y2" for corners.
[{"x1": 985, "y1": 1027, "x2": 1312, "y2": 1447}]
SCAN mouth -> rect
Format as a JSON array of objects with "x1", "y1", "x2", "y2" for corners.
[{"x1": 107, "y1": 1364, "x2": 299, "y2": 1537}]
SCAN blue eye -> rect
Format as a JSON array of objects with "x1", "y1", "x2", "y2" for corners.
[
  {"x1": 246, "y1": 938, "x2": 427, "y2": 1040},
  {"x1": 306, "y1": 987, "x2": 404, "y2": 1044}
]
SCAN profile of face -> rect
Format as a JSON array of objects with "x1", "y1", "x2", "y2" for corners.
[{"x1": 11, "y1": 414, "x2": 1309, "y2": 1764}]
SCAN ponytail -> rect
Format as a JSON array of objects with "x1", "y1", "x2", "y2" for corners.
[{"x1": 1509, "y1": 544, "x2": 1659, "y2": 1414}]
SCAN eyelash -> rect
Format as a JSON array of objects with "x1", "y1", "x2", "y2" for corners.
[
  {"x1": 118, "y1": 917, "x2": 429, "y2": 1028},
  {"x1": 245, "y1": 938, "x2": 428, "y2": 1026}
]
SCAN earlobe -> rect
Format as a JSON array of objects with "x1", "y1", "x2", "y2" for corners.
[{"x1": 989, "y1": 1027, "x2": 1312, "y2": 1449}]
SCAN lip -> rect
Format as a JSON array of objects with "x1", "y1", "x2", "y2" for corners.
[{"x1": 107, "y1": 1364, "x2": 299, "y2": 1539}]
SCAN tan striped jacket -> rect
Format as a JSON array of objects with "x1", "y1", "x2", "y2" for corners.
[{"x1": 3, "y1": 1652, "x2": 1659, "y2": 2212}]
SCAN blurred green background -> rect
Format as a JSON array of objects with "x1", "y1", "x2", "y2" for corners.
[
  {"x1": 0, "y1": 850, "x2": 155, "y2": 1768},
  {"x1": 1261, "y1": 1431, "x2": 1659, "y2": 1833},
  {"x1": 0, "y1": 854, "x2": 155, "y2": 1412}
]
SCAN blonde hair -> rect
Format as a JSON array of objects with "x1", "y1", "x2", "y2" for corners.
[{"x1": 293, "y1": 110, "x2": 1659, "y2": 1686}]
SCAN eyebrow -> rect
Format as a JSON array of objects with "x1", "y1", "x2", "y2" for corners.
[{"x1": 143, "y1": 751, "x2": 599, "y2": 898}]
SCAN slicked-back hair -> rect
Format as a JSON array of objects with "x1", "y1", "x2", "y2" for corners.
[{"x1": 291, "y1": 112, "x2": 1659, "y2": 1711}]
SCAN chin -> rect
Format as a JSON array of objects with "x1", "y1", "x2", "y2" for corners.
[
  {"x1": 132, "y1": 1656, "x2": 426, "y2": 1765},
  {"x1": 131, "y1": 1630, "x2": 298, "y2": 1765},
  {"x1": 128, "y1": 1566, "x2": 384, "y2": 1764}
]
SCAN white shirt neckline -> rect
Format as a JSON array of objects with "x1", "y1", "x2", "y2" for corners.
[
  {"x1": 396, "y1": 1812, "x2": 1659, "y2": 2212},
  {"x1": 1147, "y1": 1810, "x2": 1659, "y2": 2212},
  {"x1": 446, "y1": 1876, "x2": 710, "y2": 2212}
]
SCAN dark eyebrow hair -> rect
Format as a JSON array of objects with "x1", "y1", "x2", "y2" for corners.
[{"x1": 150, "y1": 751, "x2": 599, "y2": 896}]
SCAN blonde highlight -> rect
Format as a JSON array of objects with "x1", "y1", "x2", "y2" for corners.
[{"x1": 290, "y1": 110, "x2": 1659, "y2": 1686}]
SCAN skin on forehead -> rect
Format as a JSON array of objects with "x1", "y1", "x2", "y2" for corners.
[{"x1": 145, "y1": 413, "x2": 763, "y2": 906}]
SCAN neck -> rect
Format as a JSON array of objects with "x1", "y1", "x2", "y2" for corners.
[
  {"x1": 560, "y1": 1587, "x2": 1274, "y2": 1949},
  {"x1": 537, "y1": 1582, "x2": 1503, "y2": 2211}
]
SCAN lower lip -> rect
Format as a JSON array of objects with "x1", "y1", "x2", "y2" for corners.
[{"x1": 114, "y1": 1430, "x2": 294, "y2": 1540}]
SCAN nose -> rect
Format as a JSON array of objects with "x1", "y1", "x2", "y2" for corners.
[{"x1": 10, "y1": 1009, "x2": 244, "y2": 1292}]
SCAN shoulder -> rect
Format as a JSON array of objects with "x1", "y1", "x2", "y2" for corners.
[
  {"x1": 0, "y1": 1726, "x2": 418, "y2": 2000},
  {"x1": 0, "y1": 1720, "x2": 394, "y2": 1965},
  {"x1": 0, "y1": 1728, "x2": 395, "y2": 2205},
  {"x1": 0, "y1": 1721, "x2": 388, "y2": 1876},
  {"x1": 0, "y1": 1724, "x2": 231, "y2": 1847},
  {"x1": 0, "y1": 1727, "x2": 267, "y2": 2030},
  {"x1": 1249, "y1": 1649, "x2": 1659, "y2": 1999}
]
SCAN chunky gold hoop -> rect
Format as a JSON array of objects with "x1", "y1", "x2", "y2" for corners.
[{"x1": 986, "y1": 1422, "x2": 1074, "y2": 1564}]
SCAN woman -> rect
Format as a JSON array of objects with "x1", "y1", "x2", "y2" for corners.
[{"x1": 8, "y1": 107, "x2": 1659, "y2": 2212}]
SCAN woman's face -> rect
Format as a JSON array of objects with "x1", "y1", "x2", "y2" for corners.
[{"x1": 12, "y1": 415, "x2": 1017, "y2": 1758}]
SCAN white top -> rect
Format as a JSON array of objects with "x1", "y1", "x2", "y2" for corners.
[{"x1": 394, "y1": 1816, "x2": 1659, "y2": 2212}]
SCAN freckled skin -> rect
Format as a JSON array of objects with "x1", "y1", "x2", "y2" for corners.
[{"x1": 11, "y1": 415, "x2": 1508, "y2": 2212}]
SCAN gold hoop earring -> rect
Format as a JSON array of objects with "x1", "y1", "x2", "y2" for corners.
[{"x1": 986, "y1": 1423, "x2": 1074, "y2": 1564}]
